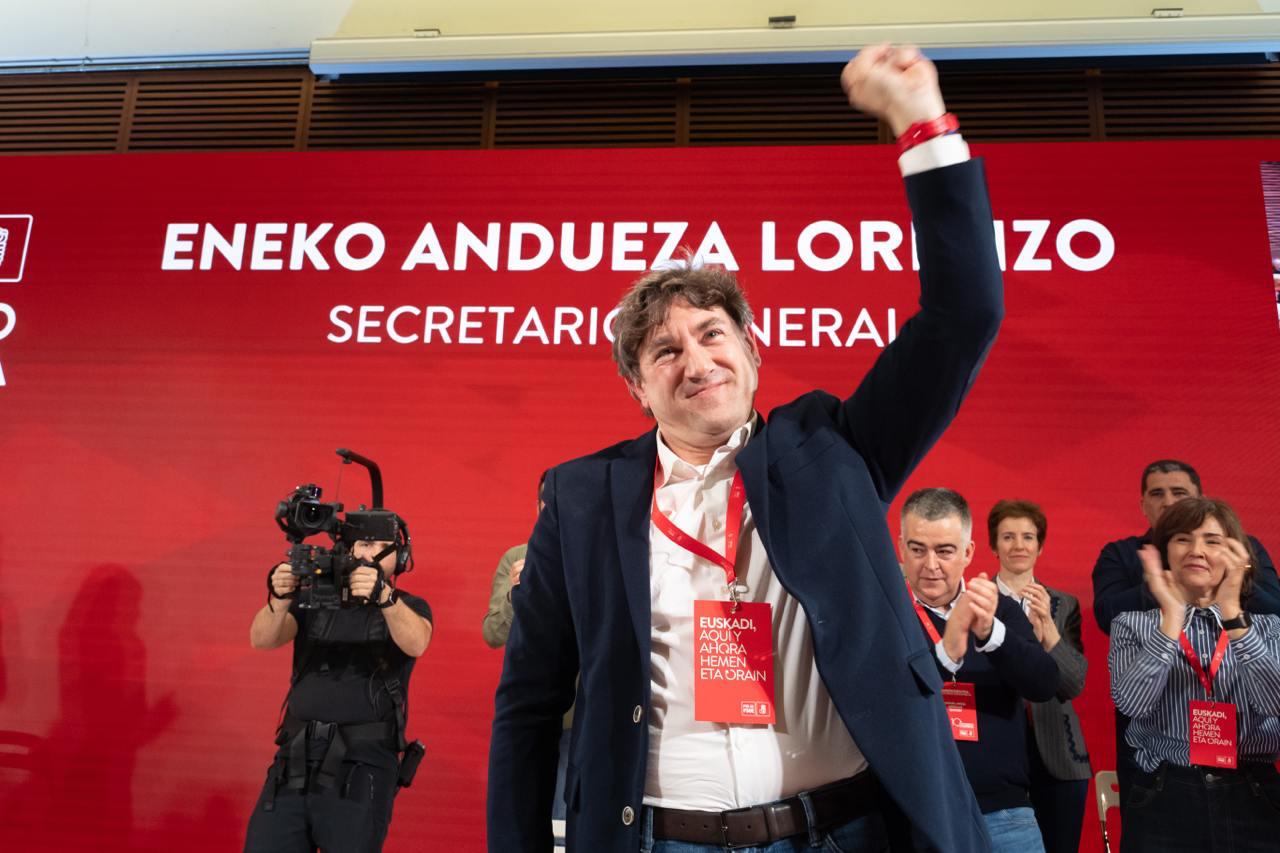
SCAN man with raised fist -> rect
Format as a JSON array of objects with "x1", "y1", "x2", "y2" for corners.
[{"x1": 489, "y1": 44, "x2": 1004, "y2": 852}]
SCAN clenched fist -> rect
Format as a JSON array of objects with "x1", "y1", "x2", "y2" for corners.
[{"x1": 841, "y1": 44, "x2": 947, "y2": 136}]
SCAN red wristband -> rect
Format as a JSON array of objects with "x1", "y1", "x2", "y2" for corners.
[{"x1": 897, "y1": 113, "x2": 960, "y2": 154}]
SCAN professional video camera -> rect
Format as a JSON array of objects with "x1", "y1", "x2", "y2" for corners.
[{"x1": 274, "y1": 448, "x2": 413, "y2": 610}]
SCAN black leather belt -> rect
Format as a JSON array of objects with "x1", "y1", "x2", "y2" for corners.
[
  {"x1": 650, "y1": 771, "x2": 879, "y2": 849},
  {"x1": 1155, "y1": 761, "x2": 1279, "y2": 787}
]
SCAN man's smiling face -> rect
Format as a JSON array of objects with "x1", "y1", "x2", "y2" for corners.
[{"x1": 625, "y1": 299, "x2": 761, "y2": 461}]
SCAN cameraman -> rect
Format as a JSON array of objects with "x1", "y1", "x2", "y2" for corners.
[{"x1": 244, "y1": 536, "x2": 432, "y2": 853}]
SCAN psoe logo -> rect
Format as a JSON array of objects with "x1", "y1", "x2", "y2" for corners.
[{"x1": 0, "y1": 215, "x2": 34, "y2": 283}]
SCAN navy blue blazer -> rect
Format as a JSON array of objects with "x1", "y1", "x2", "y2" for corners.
[{"x1": 488, "y1": 159, "x2": 1004, "y2": 853}]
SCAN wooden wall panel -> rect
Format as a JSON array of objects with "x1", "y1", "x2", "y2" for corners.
[
  {"x1": 307, "y1": 79, "x2": 488, "y2": 149},
  {"x1": 1100, "y1": 66, "x2": 1280, "y2": 139},
  {"x1": 940, "y1": 69, "x2": 1096, "y2": 141},
  {"x1": 0, "y1": 63, "x2": 1276, "y2": 155},
  {"x1": 687, "y1": 75, "x2": 879, "y2": 146},
  {"x1": 127, "y1": 71, "x2": 305, "y2": 151},
  {"x1": 492, "y1": 79, "x2": 679, "y2": 148},
  {"x1": 0, "y1": 76, "x2": 128, "y2": 153}
]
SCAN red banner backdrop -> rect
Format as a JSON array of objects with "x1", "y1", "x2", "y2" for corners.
[{"x1": 0, "y1": 140, "x2": 1277, "y2": 851}]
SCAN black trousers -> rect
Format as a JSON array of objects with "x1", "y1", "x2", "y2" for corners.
[
  {"x1": 1120, "y1": 762, "x2": 1280, "y2": 853},
  {"x1": 243, "y1": 755, "x2": 399, "y2": 853},
  {"x1": 1026, "y1": 739, "x2": 1088, "y2": 853},
  {"x1": 1114, "y1": 709, "x2": 1139, "y2": 806}
]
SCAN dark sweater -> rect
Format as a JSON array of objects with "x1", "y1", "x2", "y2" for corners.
[{"x1": 923, "y1": 595, "x2": 1058, "y2": 814}]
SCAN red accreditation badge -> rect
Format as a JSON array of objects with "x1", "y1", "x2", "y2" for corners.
[
  {"x1": 1189, "y1": 700, "x2": 1238, "y2": 769},
  {"x1": 692, "y1": 600, "x2": 776, "y2": 724},
  {"x1": 941, "y1": 681, "x2": 979, "y2": 741}
]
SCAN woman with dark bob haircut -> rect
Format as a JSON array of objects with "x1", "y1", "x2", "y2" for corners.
[{"x1": 1109, "y1": 497, "x2": 1280, "y2": 852}]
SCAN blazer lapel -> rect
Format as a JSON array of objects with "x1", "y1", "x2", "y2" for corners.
[
  {"x1": 736, "y1": 413, "x2": 772, "y2": 566},
  {"x1": 610, "y1": 429, "x2": 658, "y2": 659}
]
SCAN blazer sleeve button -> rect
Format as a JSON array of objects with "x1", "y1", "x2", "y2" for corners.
[{"x1": 622, "y1": 806, "x2": 635, "y2": 825}]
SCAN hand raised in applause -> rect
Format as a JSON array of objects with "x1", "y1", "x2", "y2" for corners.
[
  {"x1": 1023, "y1": 582, "x2": 1061, "y2": 651},
  {"x1": 1213, "y1": 537, "x2": 1252, "y2": 620},
  {"x1": 964, "y1": 573, "x2": 999, "y2": 643},
  {"x1": 941, "y1": 591, "x2": 974, "y2": 665},
  {"x1": 1140, "y1": 544, "x2": 1186, "y2": 640}
]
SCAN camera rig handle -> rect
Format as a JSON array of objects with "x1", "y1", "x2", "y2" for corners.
[{"x1": 336, "y1": 448, "x2": 383, "y2": 508}]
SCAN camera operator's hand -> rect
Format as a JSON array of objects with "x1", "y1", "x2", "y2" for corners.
[
  {"x1": 350, "y1": 565, "x2": 390, "y2": 605},
  {"x1": 253, "y1": 565, "x2": 300, "y2": 649},
  {"x1": 270, "y1": 563, "x2": 298, "y2": 598}
]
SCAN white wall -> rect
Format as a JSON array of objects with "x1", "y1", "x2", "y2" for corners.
[
  {"x1": 0, "y1": 1, "x2": 1275, "y2": 69},
  {"x1": 0, "y1": 0, "x2": 354, "y2": 66}
]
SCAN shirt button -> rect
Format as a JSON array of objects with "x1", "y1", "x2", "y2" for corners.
[
  {"x1": 713, "y1": 518, "x2": 723, "y2": 530},
  {"x1": 621, "y1": 806, "x2": 635, "y2": 825},
  {"x1": 632, "y1": 704, "x2": 643, "y2": 723}
]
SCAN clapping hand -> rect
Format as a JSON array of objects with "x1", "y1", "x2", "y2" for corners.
[
  {"x1": 1023, "y1": 582, "x2": 1061, "y2": 651},
  {"x1": 964, "y1": 573, "x2": 1000, "y2": 642},
  {"x1": 1140, "y1": 544, "x2": 1186, "y2": 640},
  {"x1": 1213, "y1": 537, "x2": 1252, "y2": 619}
]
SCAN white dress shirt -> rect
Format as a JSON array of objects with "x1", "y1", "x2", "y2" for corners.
[{"x1": 643, "y1": 421, "x2": 867, "y2": 810}]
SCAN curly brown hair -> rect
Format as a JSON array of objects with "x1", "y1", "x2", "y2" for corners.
[{"x1": 610, "y1": 264, "x2": 753, "y2": 384}]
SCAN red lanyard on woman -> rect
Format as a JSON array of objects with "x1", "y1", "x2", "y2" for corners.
[{"x1": 1180, "y1": 630, "x2": 1230, "y2": 697}]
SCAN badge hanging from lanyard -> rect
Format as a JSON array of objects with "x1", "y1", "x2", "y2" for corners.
[
  {"x1": 908, "y1": 581, "x2": 978, "y2": 741},
  {"x1": 653, "y1": 460, "x2": 775, "y2": 725},
  {"x1": 1181, "y1": 629, "x2": 1237, "y2": 769}
]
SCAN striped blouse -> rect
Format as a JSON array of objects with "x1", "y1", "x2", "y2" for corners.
[{"x1": 1109, "y1": 604, "x2": 1280, "y2": 772}]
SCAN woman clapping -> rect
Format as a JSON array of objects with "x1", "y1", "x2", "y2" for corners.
[
  {"x1": 988, "y1": 500, "x2": 1091, "y2": 853},
  {"x1": 1109, "y1": 497, "x2": 1280, "y2": 852}
]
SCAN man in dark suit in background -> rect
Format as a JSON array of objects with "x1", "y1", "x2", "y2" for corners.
[{"x1": 488, "y1": 43, "x2": 1004, "y2": 852}]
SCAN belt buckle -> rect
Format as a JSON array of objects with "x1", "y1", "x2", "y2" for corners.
[
  {"x1": 310, "y1": 721, "x2": 335, "y2": 742},
  {"x1": 761, "y1": 801, "x2": 797, "y2": 839},
  {"x1": 721, "y1": 804, "x2": 770, "y2": 849}
]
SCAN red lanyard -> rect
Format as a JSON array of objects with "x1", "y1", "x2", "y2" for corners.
[
  {"x1": 1179, "y1": 629, "x2": 1230, "y2": 698},
  {"x1": 906, "y1": 579, "x2": 943, "y2": 645},
  {"x1": 651, "y1": 458, "x2": 746, "y2": 587}
]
